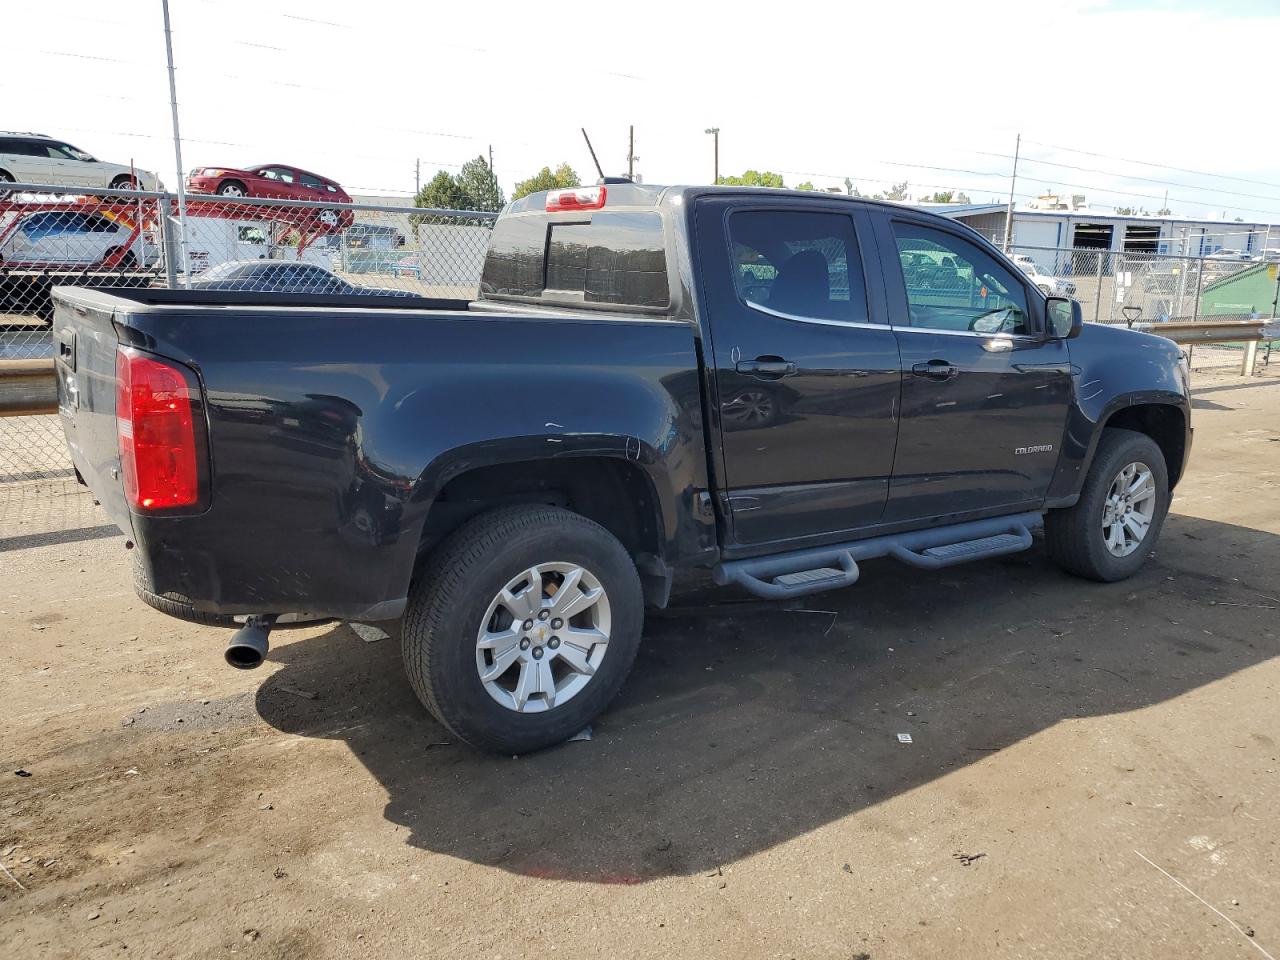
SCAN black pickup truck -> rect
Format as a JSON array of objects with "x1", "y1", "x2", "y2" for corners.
[{"x1": 54, "y1": 183, "x2": 1191, "y2": 752}]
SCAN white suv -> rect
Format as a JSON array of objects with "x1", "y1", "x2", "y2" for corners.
[
  {"x1": 1009, "y1": 253, "x2": 1077, "y2": 297},
  {"x1": 0, "y1": 132, "x2": 162, "y2": 193}
]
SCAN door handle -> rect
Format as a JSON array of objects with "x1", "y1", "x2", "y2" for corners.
[
  {"x1": 911, "y1": 360, "x2": 958, "y2": 381},
  {"x1": 736, "y1": 357, "x2": 797, "y2": 380}
]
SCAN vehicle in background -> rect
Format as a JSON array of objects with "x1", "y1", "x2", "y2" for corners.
[
  {"x1": 0, "y1": 208, "x2": 156, "y2": 268},
  {"x1": 0, "y1": 132, "x2": 162, "y2": 192},
  {"x1": 1009, "y1": 253, "x2": 1077, "y2": 297},
  {"x1": 188, "y1": 259, "x2": 414, "y2": 296},
  {"x1": 345, "y1": 224, "x2": 406, "y2": 250},
  {"x1": 185, "y1": 164, "x2": 354, "y2": 229}
]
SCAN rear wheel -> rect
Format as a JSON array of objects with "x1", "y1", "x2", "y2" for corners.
[
  {"x1": 0, "y1": 169, "x2": 13, "y2": 198},
  {"x1": 109, "y1": 174, "x2": 140, "y2": 192},
  {"x1": 401, "y1": 505, "x2": 644, "y2": 753},
  {"x1": 1045, "y1": 427, "x2": 1169, "y2": 582}
]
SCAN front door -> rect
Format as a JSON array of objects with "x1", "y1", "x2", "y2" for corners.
[
  {"x1": 875, "y1": 215, "x2": 1073, "y2": 521},
  {"x1": 695, "y1": 199, "x2": 901, "y2": 548}
]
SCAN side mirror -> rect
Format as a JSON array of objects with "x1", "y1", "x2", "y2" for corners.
[{"x1": 1047, "y1": 297, "x2": 1083, "y2": 339}]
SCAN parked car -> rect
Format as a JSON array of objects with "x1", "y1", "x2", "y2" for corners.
[
  {"x1": 0, "y1": 132, "x2": 162, "y2": 193},
  {"x1": 0, "y1": 208, "x2": 155, "y2": 268},
  {"x1": 1009, "y1": 253, "x2": 1077, "y2": 297},
  {"x1": 185, "y1": 164, "x2": 354, "y2": 229},
  {"x1": 188, "y1": 259, "x2": 414, "y2": 296},
  {"x1": 54, "y1": 182, "x2": 1192, "y2": 755}
]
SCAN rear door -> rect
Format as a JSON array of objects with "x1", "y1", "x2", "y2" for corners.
[
  {"x1": 872, "y1": 212, "x2": 1073, "y2": 521},
  {"x1": 695, "y1": 197, "x2": 901, "y2": 548}
]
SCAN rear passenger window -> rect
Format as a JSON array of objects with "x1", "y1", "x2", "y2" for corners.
[{"x1": 727, "y1": 210, "x2": 868, "y2": 324}]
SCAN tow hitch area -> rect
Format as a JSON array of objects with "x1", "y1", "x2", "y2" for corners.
[{"x1": 224, "y1": 615, "x2": 277, "y2": 669}]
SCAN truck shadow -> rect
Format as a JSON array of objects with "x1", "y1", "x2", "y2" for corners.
[{"x1": 255, "y1": 512, "x2": 1279, "y2": 884}]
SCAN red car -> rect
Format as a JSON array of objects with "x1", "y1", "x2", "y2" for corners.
[{"x1": 185, "y1": 163, "x2": 354, "y2": 229}]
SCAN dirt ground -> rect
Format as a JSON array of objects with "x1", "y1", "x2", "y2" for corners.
[{"x1": 3, "y1": 368, "x2": 1278, "y2": 960}]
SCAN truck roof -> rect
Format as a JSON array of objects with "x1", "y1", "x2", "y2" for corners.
[{"x1": 504, "y1": 182, "x2": 917, "y2": 216}]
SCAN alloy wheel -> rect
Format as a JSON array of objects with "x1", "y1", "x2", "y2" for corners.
[
  {"x1": 474, "y1": 562, "x2": 612, "y2": 713},
  {"x1": 1101, "y1": 460, "x2": 1157, "y2": 557}
]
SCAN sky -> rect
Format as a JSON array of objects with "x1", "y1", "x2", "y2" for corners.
[{"x1": 6, "y1": 0, "x2": 1280, "y2": 223}]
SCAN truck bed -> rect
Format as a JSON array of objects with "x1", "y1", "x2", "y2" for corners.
[{"x1": 53, "y1": 286, "x2": 709, "y2": 620}]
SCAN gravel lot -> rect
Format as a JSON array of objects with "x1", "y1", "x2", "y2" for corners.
[{"x1": 2, "y1": 367, "x2": 1278, "y2": 959}]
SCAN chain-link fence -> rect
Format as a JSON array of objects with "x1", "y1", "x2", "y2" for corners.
[
  {"x1": 1008, "y1": 244, "x2": 1280, "y2": 371},
  {"x1": 0, "y1": 181, "x2": 496, "y2": 490}
]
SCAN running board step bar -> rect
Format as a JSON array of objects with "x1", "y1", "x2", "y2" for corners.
[{"x1": 714, "y1": 512, "x2": 1041, "y2": 600}]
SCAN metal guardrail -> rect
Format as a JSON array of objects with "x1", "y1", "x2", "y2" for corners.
[
  {"x1": 1135, "y1": 319, "x2": 1266, "y2": 375},
  {"x1": 0, "y1": 358, "x2": 56, "y2": 416}
]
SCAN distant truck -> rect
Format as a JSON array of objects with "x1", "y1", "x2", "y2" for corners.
[{"x1": 54, "y1": 182, "x2": 1192, "y2": 754}]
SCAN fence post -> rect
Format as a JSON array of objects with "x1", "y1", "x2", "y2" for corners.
[
  {"x1": 1192, "y1": 258, "x2": 1204, "y2": 323},
  {"x1": 1093, "y1": 252, "x2": 1105, "y2": 324},
  {"x1": 161, "y1": 212, "x2": 179, "y2": 289}
]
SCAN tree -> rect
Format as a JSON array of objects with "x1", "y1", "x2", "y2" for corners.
[
  {"x1": 796, "y1": 181, "x2": 815, "y2": 191},
  {"x1": 716, "y1": 170, "x2": 785, "y2": 188},
  {"x1": 844, "y1": 177, "x2": 863, "y2": 198},
  {"x1": 512, "y1": 163, "x2": 581, "y2": 201},
  {"x1": 1156, "y1": 207, "x2": 1171, "y2": 216},
  {"x1": 956, "y1": 192, "x2": 970, "y2": 203},
  {"x1": 415, "y1": 169, "x2": 472, "y2": 212},
  {"x1": 455, "y1": 156, "x2": 505, "y2": 212},
  {"x1": 413, "y1": 156, "x2": 505, "y2": 221},
  {"x1": 872, "y1": 180, "x2": 909, "y2": 201},
  {"x1": 922, "y1": 190, "x2": 955, "y2": 203}
]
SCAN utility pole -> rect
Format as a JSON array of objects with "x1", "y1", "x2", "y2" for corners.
[
  {"x1": 488, "y1": 144, "x2": 494, "y2": 171},
  {"x1": 160, "y1": 0, "x2": 191, "y2": 288},
  {"x1": 628, "y1": 125, "x2": 635, "y2": 180},
  {"x1": 415, "y1": 158, "x2": 420, "y2": 196},
  {"x1": 1001, "y1": 132, "x2": 1020, "y2": 253},
  {"x1": 705, "y1": 127, "x2": 720, "y2": 184}
]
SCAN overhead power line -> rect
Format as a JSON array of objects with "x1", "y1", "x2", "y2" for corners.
[
  {"x1": 1022, "y1": 138, "x2": 1280, "y2": 191},
  {"x1": 975, "y1": 151, "x2": 1280, "y2": 204}
]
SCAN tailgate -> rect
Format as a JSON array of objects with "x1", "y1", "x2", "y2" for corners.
[{"x1": 52, "y1": 287, "x2": 132, "y2": 533}]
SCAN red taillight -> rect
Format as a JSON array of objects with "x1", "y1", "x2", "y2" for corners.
[
  {"x1": 116, "y1": 348, "x2": 202, "y2": 511},
  {"x1": 546, "y1": 186, "x2": 606, "y2": 212}
]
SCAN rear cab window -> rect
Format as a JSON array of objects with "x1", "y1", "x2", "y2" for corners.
[{"x1": 480, "y1": 205, "x2": 671, "y2": 313}]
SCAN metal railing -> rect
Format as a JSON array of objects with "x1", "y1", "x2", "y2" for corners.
[{"x1": 0, "y1": 181, "x2": 496, "y2": 484}]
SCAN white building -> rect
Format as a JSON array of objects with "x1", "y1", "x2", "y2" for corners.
[{"x1": 920, "y1": 202, "x2": 1274, "y2": 258}]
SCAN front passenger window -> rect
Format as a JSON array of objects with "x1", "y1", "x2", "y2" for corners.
[{"x1": 892, "y1": 222, "x2": 1031, "y2": 335}]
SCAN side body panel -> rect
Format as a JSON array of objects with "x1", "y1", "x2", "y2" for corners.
[
  {"x1": 56, "y1": 292, "x2": 714, "y2": 619},
  {"x1": 1045, "y1": 321, "x2": 1191, "y2": 501}
]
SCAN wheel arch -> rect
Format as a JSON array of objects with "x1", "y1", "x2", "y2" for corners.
[
  {"x1": 411, "y1": 449, "x2": 672, "y2": 606},
  {"x1": 1100, "y1": 402, "x2": 1188, "y2": 487}
]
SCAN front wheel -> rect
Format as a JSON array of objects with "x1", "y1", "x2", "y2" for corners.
[
  {"x1": 1045, "y1": 427, "x2": 1169, "y2": 582},
  {"x1": 401, "y1": 505, "x2": 644, "y2": 753}
]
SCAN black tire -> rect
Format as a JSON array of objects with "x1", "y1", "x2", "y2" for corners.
[
  {"x1": 401, "y1": 505, "x2": 644, "y2": 753},
  {"x1": 217, "y1": 180, "x2": 247, "y2": 198},
  {"x1": 1045, "y1": 427, "x2": 1169, "y2": 582},
  {"x1": 0, "y1": 169, "x2": 12, "y2": 198},
  {"x1": 133, "y1": 556, "x2": 237, "y2": 627},
  {"x1": 109, "y1": 175, "x2": 138, "y2": 192}
]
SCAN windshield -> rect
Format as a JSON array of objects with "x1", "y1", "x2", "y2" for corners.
[{"x1": 53, "y1": 143, "x2": 95, "y2": 162}]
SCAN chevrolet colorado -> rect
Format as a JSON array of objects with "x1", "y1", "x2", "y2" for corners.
[{"x1": 54, "y1": 183, "x2": 1191, "y2": 752}]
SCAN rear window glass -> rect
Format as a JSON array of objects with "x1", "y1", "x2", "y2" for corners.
[{"x1": 481, "y1": 211, "x2": 669, "y2": 310}]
